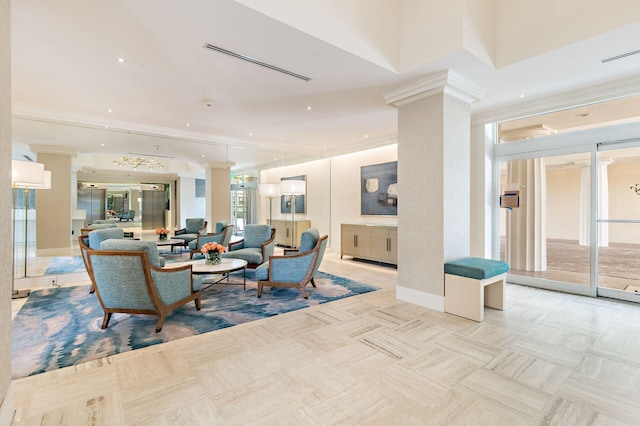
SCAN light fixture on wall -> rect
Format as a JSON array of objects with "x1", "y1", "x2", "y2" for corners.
[
  {"x1": 279, "y1": 179, "x2": 305, "y2": 247},
  {"x1": 113, "y1": 155, "x2": 164, "y2": 170},
  {"x1": 11, "y1": 160, "x2": 52, "y2": 298},
  {"x1": 259, "y1": 183, "x2": 278, "y2": 226}
]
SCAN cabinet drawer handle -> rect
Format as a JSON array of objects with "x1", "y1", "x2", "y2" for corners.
[
  {"x1": 354, "y1": 235, "x2": 357, "y2": 247},
  {"x1": 286, "y1": 229, "x2": 289, "y2": 238}
]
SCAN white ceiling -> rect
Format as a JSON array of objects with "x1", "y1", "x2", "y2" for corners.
[{"x1": 10, "y1": 0, "x2": 640, "y2": 178}]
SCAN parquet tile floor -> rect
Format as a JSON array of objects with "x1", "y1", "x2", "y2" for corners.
[{"x1": 10, "y1": 251, "x2": 640, "y2": 425}]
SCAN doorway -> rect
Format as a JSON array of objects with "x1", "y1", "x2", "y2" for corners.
[
  {"x1": 496, "y1": 136, "x2": 640, "y2": 303},
  {"x1": 498, "y1": 151, "x2": 595, "y2": 296},
  {"x1": 596, "y1": 141, "x2": 640, "y2": 302},
  {"x1": 231, "y1": 183, "x2": 256, "y2": 235}
]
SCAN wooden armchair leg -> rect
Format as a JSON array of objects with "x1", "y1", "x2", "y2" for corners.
[
  {"x1": 257, "y1": 282, "x2": 264, "y2": 298},
  {"x1": 310, "y1": 278, "x2": 317, "y2": 288},
  {"x1": 155, "y1": 314, "x2": 166, "y2": 333},
  {"x1": 101, "y1": 312, "x2": 112, "y2": 329},
  {"x1": 194, "y1": 295, "x2": 201, "y2": 311},
  {"x1": 89, "y1": 284, "x2": 96, "y2": 294},
  {"x1": 299, "y1": 286, "x2": 308, "y2": 299}
]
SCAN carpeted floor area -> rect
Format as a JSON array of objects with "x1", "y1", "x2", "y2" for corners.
[{"x1": 11, "y1": 271, "x2": 378, "y2": 379}]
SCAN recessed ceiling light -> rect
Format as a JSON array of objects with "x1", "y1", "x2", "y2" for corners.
[
  {"x1": 364, "y1": 134, "x2": 369, "y2": 139},
  {"x1": 117, "y1": 57, "x2": 125, "y2": 64},
  {"x1": 186, "y1": 123, "x2": 190, "y2": 127},
  {"x1": 519, "y1": 94, "x2": 525, "y2": 99},
  {"x1": 101, "y1": 143, "x2": 104, "y2": 147},
  {"x1": 201, "y1": 154, "x2": 205, "y2": 158},
  {"x1": 107, "y1": 108, "x2": 113, "y2": 113},
  {"x1": 249, "y1": 132, "x2": 253, "y2": 136},
  {"x1": 307, "y1": 106, "x2": 312, "y2": 111}
]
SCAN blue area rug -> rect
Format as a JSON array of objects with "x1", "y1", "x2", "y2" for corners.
[
  {"x1": 44, "y1": 250, "x2": 192, "y2": 275},
  {"x1": 11, "y1": 271, "x2": 378, "y2": 378},
  {"x1": 44, "y1": 256, "x2": 86, "y2": 275}
]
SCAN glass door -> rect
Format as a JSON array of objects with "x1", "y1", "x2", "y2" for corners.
[
  {"x1": 231, "y1": 183, "x2": 256, "y2": 236},
  {"x1": 498, "y1": 151, "x2": 595, "y2": 296},
  {"x1": 596, "y1": 141, "x2": 640, "y2": 302}
]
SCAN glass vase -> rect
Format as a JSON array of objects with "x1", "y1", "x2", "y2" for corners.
[{"x1": 206, "y1": 252, "x2": 221, "y2": 265}]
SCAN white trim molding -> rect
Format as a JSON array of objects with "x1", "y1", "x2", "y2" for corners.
[
  {"x1": 383, "y1": 70, "x2": 486, "y2": 106},
  {"x1": 396, "y1": 285, "x2": 445, "y2": 312}
]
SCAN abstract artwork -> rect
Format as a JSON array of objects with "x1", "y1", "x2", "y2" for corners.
[{"x1": 361, "y1": 161, "x2": 397, "y2": 216}]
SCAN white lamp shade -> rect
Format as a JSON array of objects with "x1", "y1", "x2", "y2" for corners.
[
  {"x1": 259, "y1": 183, "x2": 278, "y2": 197},
  {"x1": 11, "y1": 160, "x2": 45, "y2": 188},
  {"x1": 280, "y1": 179, "x2": 306, "y2": 195},
  {"x1": 32, "y1": 170, "x2": 52, "y2": 190}
]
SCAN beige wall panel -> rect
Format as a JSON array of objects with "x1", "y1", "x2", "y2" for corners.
[{"x1": 0, "y1": 0, "x2": 12, "y2": 416}]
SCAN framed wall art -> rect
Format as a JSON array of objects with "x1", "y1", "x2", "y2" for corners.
[{"x1": 361, "y1": 161, "x2": 397, "y2": 216}]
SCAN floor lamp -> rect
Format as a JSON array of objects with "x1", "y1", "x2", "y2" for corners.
[
  {"x1": 259, "y1": 183, "x2": 278, "y2": 226},
  {"x1": 279, "y1": 179, "x2": 305, "y2": 248},
  {"x1": 11, "y1": 160, "x2": 52, "y2": 298}
]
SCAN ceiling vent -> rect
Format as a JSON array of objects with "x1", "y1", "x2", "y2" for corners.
[
  {"x1": 204, "y1": 43, "x2": 311, "y2": 82},
  {"x1": 601, "y1": 49, "x2": 640, "y2": 63}
]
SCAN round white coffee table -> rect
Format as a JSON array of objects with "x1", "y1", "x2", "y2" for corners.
[{"x1": 172, "y1": 258, "x2": 248, "y2": 290}]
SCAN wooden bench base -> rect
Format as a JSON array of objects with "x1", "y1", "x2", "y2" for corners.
[{"x1": 444, "y1": 273, "x2": 505, "y2": 322}]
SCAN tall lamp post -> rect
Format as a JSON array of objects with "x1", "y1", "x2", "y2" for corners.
[
  {"x1": 279, "y1": 179, "x2": 305, "y2": 248},
  {"x1": 12, "y1": 160, "x2": 52, "y2": 298},
  {"x1": 259, "y1": 183, "x2": 278, "y2": 226}
]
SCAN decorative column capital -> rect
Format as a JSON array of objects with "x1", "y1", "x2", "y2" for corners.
[{"x1": 383, "y1": 69, "x2": 485, "y2": 107}]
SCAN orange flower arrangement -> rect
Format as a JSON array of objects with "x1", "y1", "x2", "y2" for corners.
[
  {"x1": 201, "y1": 241, "x2": 226, "y2": 254},
  {"x1": 155, "y1": 227, "x2": 170, "y2": 235}
]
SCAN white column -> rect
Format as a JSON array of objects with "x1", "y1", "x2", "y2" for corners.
[
  {"x1": 205, "y1": 161, "x2": 234, "y2": 231},
  {"x1": 505, "y1": 158, "x2": 547, "y2": 271},
  {"x1": 579, "y1": 160, "x2": 611, "y2": 247},
  {"x1": 384, "y1": 70, "x2": 485, "y2": 312},
  {"x1": 579, "y1": 165, "x2": 590, "y2": 246}
]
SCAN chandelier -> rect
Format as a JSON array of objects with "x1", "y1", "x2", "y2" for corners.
[{"x1": 113, "y1": 155, "x2": 164, "y2": 170}]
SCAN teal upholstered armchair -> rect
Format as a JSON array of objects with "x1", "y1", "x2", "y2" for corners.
[
  {"x1": 222, "y1": 224, "x2": 275, "y2": 269},
  {"x1": 99, "y1": 239, "x2": 166, "y2": 268},
  {"x1": 256, "y1": 228, "x2": 328, "y2": 299},
  {"x1": 174, "y1": 218, "x2": 208, "y2": 246},
  {"x1": 79, "y1": 227, "x2": 125, "y2": 293},
  {"x1": 86, "y1": 249, "x2": 201, "y2": 332},
  {"x1": 117, "y1": 210, "x2": 135, "y2": 221},
  {"x1": 188, "y1": 221, "x2": 234, "y2": 259}
]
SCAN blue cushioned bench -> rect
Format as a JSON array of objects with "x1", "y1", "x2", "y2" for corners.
[{"x1": 444, "y1": 257, "x2": 509, "y2": 322}]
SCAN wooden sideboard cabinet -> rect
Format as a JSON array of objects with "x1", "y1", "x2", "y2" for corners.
[
  {"x1": 269, "y1": 219, "x2": 311, "y2": 248},
  {"x1": 340, "y1": 224, "x2": 397, "y2": 265}
]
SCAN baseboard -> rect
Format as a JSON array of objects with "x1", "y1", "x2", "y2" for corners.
[
  {"x1": 0, "y1": 382, "x2": 15, "y2": 426},
  {"x1": 396, "y1": 285, "x2": 445, "y2": 312},
  {"x1": 14, "y1": 271, "x2": 90, "y2": 290}
]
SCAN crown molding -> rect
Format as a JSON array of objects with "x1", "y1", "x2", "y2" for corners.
[
  {"x1": 383, "y1": 70, "x2": 486, "y2": 107},
  {"x1": 471, "y1": 74, "x2": 640, "y2": 126},
  {"x1": 29, "y1": 144, "x2": 78, "y2": 156}
]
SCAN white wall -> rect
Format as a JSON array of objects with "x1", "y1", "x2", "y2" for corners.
[
  {"x1": 178, "y1": 177, "x2": 197, "y2": 227},
  {"x1": 260, "y1": 145, "x2": 398, "y2": 249},
  {"x1": 330, "y1": 145, "x2": 398, "y2": 249},
  {"x1": 261, "y1": 158, "x2": 332, "y2": 243},
  {"x1": 546, "y1": 167, "x2": 581, "y2": 240}
]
